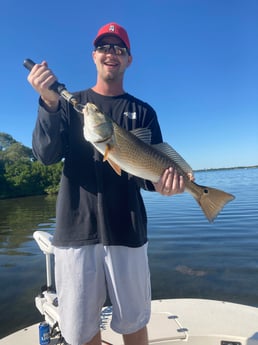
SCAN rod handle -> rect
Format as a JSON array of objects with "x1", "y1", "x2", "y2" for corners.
[{"x1": 23, "y1": 58, "x2": 66, "y2": 94}]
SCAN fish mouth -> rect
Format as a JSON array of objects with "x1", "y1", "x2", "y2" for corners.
[{"x1": 84, "y1": 103, "x2": 100, "y2": 116}]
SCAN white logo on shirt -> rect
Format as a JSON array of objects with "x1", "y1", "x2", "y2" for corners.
[{"x1": 123, "y1": 112, "x2": 137, "y2": 120}]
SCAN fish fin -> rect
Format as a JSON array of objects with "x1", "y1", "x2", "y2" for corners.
[
  {"x1": 103, "y1": 144, "x2": 113, "y2": 161},
  {"x1": 153, "y1": 142, "x2": 193, "y2": 175},
  {"x1": 103, "y1": 143, "x2": 122, "y2": 175},
  {"x1": 192, "y1": 184, "x2": 235, "y2": 222},
  {"x1": 130, "y1": 128, "x2": 152, "y2": 145},
  {"x1": 106, "y1": 159, "x2": 122, "y2": 176}
]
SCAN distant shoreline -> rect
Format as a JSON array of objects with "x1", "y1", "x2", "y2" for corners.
[{"x1": 195, "y1": 165, "x2": 258, "y2": 172}]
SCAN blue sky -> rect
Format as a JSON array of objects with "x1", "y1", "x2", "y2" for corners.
[{"x1": 1, "y1": 0, "x2": 257, "y2": 170}]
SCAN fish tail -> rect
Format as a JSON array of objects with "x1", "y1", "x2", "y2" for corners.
[{"x1": 193, "y1": 184, "x2": 235, "y2": 222}]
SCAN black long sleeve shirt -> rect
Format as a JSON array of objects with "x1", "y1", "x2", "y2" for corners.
[{"x1": 32, "y1": 89, "x2": 163, "y2": 247}]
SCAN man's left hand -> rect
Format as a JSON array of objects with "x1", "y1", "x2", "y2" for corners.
[{"x1": 153, "y1": 167, "x2": 185, "y2": 196}]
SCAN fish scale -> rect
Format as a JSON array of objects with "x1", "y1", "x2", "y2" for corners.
[{"x1": 112, "y1": 122, "x2": 184, "y2": 181}]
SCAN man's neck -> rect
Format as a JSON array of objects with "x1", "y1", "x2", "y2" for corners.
[{"x1": 92, "y1": 79, "x2": 125, "y2": 96}]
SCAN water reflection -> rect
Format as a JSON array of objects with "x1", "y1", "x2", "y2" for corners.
[
  {"x1": 0, "y1": 195, "x2": 56, "y2": 254},
  {"x1": 0, "y1": 195, "x2": 56, "y2": 338}
]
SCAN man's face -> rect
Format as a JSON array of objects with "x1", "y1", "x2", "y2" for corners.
[{"x1": 92, "y1": 35, "x2": 132, "y2": 82}]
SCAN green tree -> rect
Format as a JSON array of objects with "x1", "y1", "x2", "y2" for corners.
[
  {"x1": 0, "y1": 132, "x2": 17, "y2": 151},
  {"x1": 4, "y1": 160, "x2": 33, "y2": 196},
  {"x1": 2, "y1": 142, "x2": 33, "y2": 163},
  {"x1": 0, "y1": 133, "x2": 63, "y2": 198}
]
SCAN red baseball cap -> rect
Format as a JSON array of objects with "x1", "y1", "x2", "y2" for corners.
[{"x1": 93, "y1": 22, "x2": 130, "y2": 52}]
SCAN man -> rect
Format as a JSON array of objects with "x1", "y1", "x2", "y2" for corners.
[{"x1": 27, "y1": 22, "x2": 185, "y2": 345}]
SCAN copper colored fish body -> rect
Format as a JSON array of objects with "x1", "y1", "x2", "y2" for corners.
[{"x1": 83, "y1": 102, "x2": 235, "y2": 222}]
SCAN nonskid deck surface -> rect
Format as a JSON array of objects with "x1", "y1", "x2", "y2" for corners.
[{"x1": 2, "y1": 298, "x2": 258, "y2": 345}]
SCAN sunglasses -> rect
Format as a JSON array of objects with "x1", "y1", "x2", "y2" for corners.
[{"x1": 95, "y1": 44, "x2": 128, "y2": 56}]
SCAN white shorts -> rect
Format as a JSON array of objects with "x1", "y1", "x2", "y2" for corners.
[{"x1": 54, "y1": 243, "x2": 151, "y2": 345}]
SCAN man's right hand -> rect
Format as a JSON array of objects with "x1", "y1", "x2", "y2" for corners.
[{"x1": 27, "y1": 61, "x2": 60, "y2": 112}]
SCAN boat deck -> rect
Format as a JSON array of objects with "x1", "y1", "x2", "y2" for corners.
[{"x1": 1, "y1": 298, "x2": 258, "y2": 345}]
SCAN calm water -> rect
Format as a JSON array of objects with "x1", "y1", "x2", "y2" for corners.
[{"x1": 0, "y1": 168, "x2": 257, "y2": 338}]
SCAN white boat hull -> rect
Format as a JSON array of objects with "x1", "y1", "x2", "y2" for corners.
[{"x1": 1, "y1": 298, "x2": 258, "y2": 345}]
